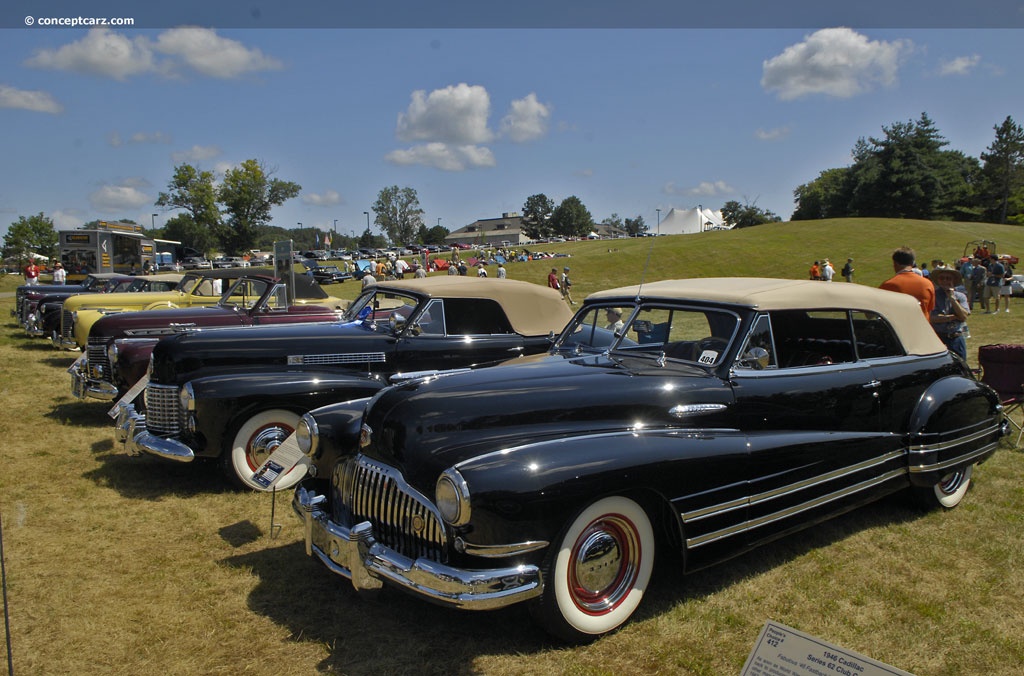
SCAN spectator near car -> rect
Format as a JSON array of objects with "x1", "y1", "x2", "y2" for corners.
[{"x1": 115, "y1": 277, "x2": 574, "y2": 491}]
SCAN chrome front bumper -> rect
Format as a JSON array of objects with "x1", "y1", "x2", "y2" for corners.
[
  {"x1": 115, "y1": 403, "x2": 196, "y2": 462},
  {"x1": 69, "y1": 360, "x2": 119, "y2": 401},
  {"x1": 292, "y1": 484, "x2": 543, "y2": 611}
]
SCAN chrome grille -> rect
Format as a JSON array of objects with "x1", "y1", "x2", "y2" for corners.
[
  {"x1": 144, "y1": 383, "x2": 182, "y2": 435},
  {"x1": 87, "y1": 337, "x2": 109, "y2": 379},
  {"x1": 61, "y1": 310, "x2": 74, "y2": 339},
  {"x1": 336, "y1": 455, "x2": 446, "y2": 563},
  {"x1": 294, "y1": 352, "x2": 387, "y2": 366}
]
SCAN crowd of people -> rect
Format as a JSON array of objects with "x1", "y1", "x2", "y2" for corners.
[{"x1": 878, "y1": 246, "x2": 1015, "y2": 360}]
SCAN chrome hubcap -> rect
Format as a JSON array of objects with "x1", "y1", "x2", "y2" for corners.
[
  {"x1": 246, "y1": 424, "x2": 292, "y2": 470},
  {"x1": 569, "y1": 516, "x2": 640, "y2": 614}
]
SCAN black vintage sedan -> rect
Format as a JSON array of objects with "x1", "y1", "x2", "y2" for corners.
[
  {"x1": 115, "y1": 277, "x2": 573, "y2": 490},
  {"x1": 284, "y1": 278, "x2": 1007, "y2": 642}
]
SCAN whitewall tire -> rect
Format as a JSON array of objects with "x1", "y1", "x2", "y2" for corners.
[
  {"x1": 532, "y1": 495, "x2": 655, "y2": 642},
  {"x1": 227, "y1": 409, "x2": 303, "y2": 491}
]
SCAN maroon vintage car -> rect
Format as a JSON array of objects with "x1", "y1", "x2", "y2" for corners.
[{"x1": 69, "y1": 274, "x2": 344, "y2": 402}]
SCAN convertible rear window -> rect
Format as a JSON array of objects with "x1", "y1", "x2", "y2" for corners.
[{"x1": 744, "y1": 309, "x2": 905, "y2": 369}]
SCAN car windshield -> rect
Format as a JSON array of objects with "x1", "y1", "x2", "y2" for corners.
[
  {"x1": 345, "y1": 287, "x2": 419, "y2": 331},
  {"x1": 218, "y1": 278, "x2": 273, "y2": 309},
  {"x1": 557, "y1": 302, "x2": 740, "y2": 367}
]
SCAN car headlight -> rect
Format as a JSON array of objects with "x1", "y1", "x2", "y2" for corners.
[
  {"x1": 296, "y1": 413, "x2": 319, "y2": 457},
  {"x1": 179, "y1": 382, "x2": 195, "y2": 412},
  {"x1": 435, "y1": 468, "x2": 471, "y2": 527},
  {"x1": 106, "y1": 341, "x2": 119, "y2": 366}
]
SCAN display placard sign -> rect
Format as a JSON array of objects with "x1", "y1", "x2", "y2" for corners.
[{"x1": 741, "y1": 621, "x2": 913, "y2": 676}]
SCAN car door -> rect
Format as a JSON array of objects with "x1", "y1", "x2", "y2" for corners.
[
  {"x1": 393, "y1": 297, "x2": 528, "y2": 372},
  {"x1": 729, "y1": 310, "x2": 899, "y2": 550}
]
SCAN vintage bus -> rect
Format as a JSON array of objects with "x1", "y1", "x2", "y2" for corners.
[{"x1": 59, "y1": 222, "x2": 156, "y2": 282}]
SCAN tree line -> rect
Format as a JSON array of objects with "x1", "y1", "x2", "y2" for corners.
[{"x1": 792, "y1": 113, "x2": 1024, "y2": 224}]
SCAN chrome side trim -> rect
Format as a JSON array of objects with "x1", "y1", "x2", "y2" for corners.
[
  {"x1": 455, "y1": 538, "x2": 549, "y2": 558},
  {"x1": 908, "y1": 423, "x2": 1003, "y2": 454},
  {"x1": 686, "y1": 468, "x2": 907, "y2": 549},
  {"x1": 908, "y1": 442, "x2": 999, "y2": 474}
]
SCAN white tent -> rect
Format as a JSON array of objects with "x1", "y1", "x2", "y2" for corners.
[{"x1": 655, "y1": 207, "x2": 727, "y2": 235}]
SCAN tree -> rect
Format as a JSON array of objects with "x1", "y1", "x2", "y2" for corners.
[
  {"x1": 550, "y1": 196, "x2": 594, "y2": 239},
  {"x1": 419, "y1": 224, "x2": 450, "y2": 245},
  {"x1": 623, "y1": 215, "x2": 648, "y2": 237},
  {"x1": 161, "y1": 214, "x2": 219, "y2": 255},
  {"x1": 155, "y1": 164, "x2": 221, "y2": 235},
  {"x1": 372, "y1": 186, "x2": 424, "y2": 245},
  {"x1": 521, "y1": 193, "x2": 555, "y2": 240},
  {"x1": 979, "y1": 115, "x2": 1024, "y2": 224},
  {"x1": 218, "y1": 160, "x2": 301, "y2": 255},
  {"x1": 791, "y1": 167, "x2": 851, "y2": 221},
  {"x1": 721, "y1": 200, "x2": 781, "y2": 229},
  {"x1": 2, "y1": 212, "x2": 57, "y2": 263}
]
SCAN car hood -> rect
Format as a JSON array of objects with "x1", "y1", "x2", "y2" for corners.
[
  {"x1": 149, "y1": 320, "x2": 387, "y2": 382},
  {"x1": 357, "y1": 353, "x2": 731, "y2": 491},
  {"x1": 90, "y1": 305, "x2": 245, "y2": 339}
]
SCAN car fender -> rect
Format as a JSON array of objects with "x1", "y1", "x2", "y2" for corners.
[
  {"x1": 187, "y1": 372, "x2": 385, "y2": 458},
  {"x1": 449, "y1": 428, "x2": 750, "y2": 555},
  {"x1": 905, "y1": 375, "x2": 1003, "y2": 487}
]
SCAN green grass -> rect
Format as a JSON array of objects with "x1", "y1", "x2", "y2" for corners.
[{"x1": 1, "y1": 218, "x2": 1023, "y2": 675}]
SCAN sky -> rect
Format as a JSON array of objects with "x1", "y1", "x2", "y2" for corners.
[{"x1": 2, "y1": 1, "x2": 1023, "y2": 243}]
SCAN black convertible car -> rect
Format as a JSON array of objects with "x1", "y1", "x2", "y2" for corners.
[
  {"x1": 282, "y1": 278, "x2": 1007, "y2": 642},
  {"x1": 115, "y1": 277, "x2": 573, "y2": 490}
]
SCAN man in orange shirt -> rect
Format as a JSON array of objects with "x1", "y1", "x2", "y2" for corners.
[{"x1": 880, "y1": 246, "x2": 935, "y2": 316}]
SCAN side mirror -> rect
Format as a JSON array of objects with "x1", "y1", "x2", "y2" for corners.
[
  {"x1": 738, "y1": 347, "x2": 771, "y2": 370},
  {"x1": 390, "y1": 311, "x2": 407, "y2": 335}
]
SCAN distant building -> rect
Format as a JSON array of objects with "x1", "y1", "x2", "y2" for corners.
[
  {"x1": 445, "y1": 213, "x2": 531, "y2": 247},
  {"x1": 446, "y1": 212, "x2": 631, "y2": 246}
]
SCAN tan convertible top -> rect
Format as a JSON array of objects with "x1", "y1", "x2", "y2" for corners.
[
  {"x1": 375, "y1": 276, "x2": 573, "y2": 336},
  {"x1": 587, "y1": 277, "x2": 946, "y2": 356}
]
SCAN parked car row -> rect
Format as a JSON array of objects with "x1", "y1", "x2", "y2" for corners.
[{"x1": 12, "y1": 274, "x2": 1010, "y2": 642}]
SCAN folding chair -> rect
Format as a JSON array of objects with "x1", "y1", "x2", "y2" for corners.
[{"x1": 978, "y1": 344, "x2": 1024, "y2": 447}]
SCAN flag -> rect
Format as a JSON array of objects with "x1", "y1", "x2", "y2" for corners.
[
  {"x1": 324, "y1": 231, "x2": 332, "y2": 248},
  {"x1": 315, "y1": 231, "x2": 320, "y2": 247}
]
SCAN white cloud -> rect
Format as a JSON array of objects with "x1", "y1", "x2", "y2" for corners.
[
  {"x1": 49, "y1": 209, "x2": 87, "y2": 229},
  {"x1": 171, "y1": 145, "x2": 222, "y2": 163},
  {"x1": 154, "y1": 28, "x2": 283, "y2": 79},
  {"x1": 25, "y1": 28, "x2": 156, "y2": 80},
  {"x1": 663, "y1": 180, "x2": 735, "y2": 197},
  {"x1": 396, "y1": 83, "x2": 493, "y2": 145},
  {"x1": 755, "y1": 126, "x2": 790, "y2": 141},
  {"x1": 0, "y1": 84, "x2": 62, "y2": 113},
  {"x1": 575, "y1": 168, "x2": 594, "y2": 177},
  {"x1": 25, "y1": 27, "x2": 280, "y2": 81},
  {"x1": 386, "y1": 143, "x2": 496, "y2": 171},
  {"x1": 303, "y1": 190, "x2": 344, "y2": 207},
  {"x1": 90, "y1": 180, "x2": 151, "y2": 211},
  {"x1": 939, "y1": 54, "x2": 981, "y2": 76},
  {"x1": 761, "y1": 27, "x2": 911, "y2": 100},
  {"x1": 499, "y1": 93, "x2": 551, "y2": 142}
]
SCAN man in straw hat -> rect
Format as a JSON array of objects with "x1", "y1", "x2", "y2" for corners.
[{"x1": 928, "y1": 265, "x2": 970, "y2": 360}]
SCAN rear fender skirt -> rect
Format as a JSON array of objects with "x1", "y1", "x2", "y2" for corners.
[{"x1": 906, "y1": 375, "x2": 1003, "y2": 486}]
